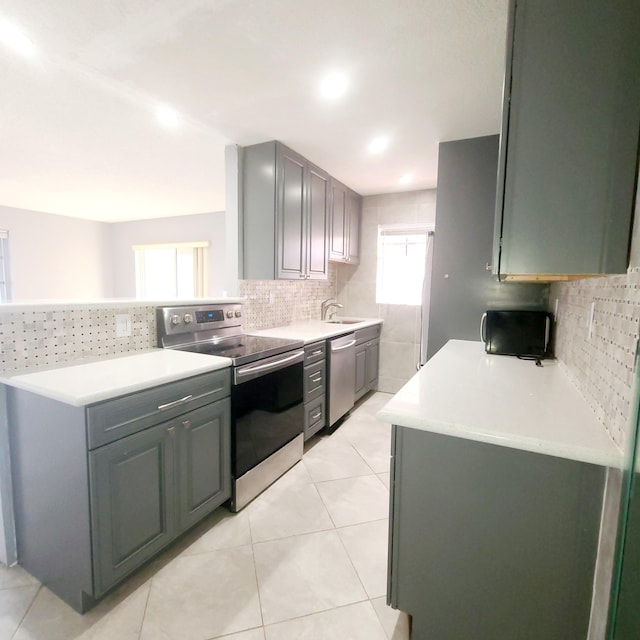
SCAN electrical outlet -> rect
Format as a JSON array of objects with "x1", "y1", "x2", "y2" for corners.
[{"x1": 116, "y1": 314, "x2": 132, "y2": 338}]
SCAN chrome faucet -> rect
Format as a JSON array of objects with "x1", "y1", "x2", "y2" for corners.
[{"x1": 321, "y1": 298, "x2": 343, "y2": 320}]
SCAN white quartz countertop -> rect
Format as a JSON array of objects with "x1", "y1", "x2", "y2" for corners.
[
  {"x1": 249, "y1": 318, "x2": 383, "y2": 344},
  {"x1": 1, "y1": 349, "x2": 230, "y2": 407},
  {"x1": 377, "y1": 340, "x2": 622, "y2": 467}
]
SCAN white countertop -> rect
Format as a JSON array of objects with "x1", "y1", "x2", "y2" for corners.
[
  {"x1": 0, "y1": 297, "x2": 245, "y2": 313},
  {"x1": 249, "y1": 317, "x2": 383, "y2": 343},
  {"x1": 377, "y1": 340, "x2": 622, "y2": 467},
  {"x1": 1, "y1": 350, "x2": 230, "y2": 407}
]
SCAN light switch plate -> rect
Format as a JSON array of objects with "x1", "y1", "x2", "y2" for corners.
[{"x1": 116, "y1": 314, "x2": 132, "y2": 338}]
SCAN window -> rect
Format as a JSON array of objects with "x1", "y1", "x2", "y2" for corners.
[
  {"x1": 376, "y1": 225, "x2": 432, "y2": 305},
  {"x1": 0, "y1": 230, "x2": 11, "y2": 303},
  {"x1": 133, "y1": 242, "x2": 209, "y2": 299}
]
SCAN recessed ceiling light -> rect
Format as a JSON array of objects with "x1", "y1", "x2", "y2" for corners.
[
  {"x1": 399, "y1": 173, "x2": 414, "y2": 185},
  {"x1": 320, "y1": 71, "x2": 348, "y2": 100},
  {"x1": 368, "y1": 136, "x2": 389, "y2": 154},
  {"x1": 0, "y1": 18, "x2": 35, "y2": 58},
  {"x1": 156, "y1": 106, "x2": 179, "y2": 128}
]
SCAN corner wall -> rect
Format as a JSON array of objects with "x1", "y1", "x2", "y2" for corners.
[{"x1": 336, "y1": 190, "x2": 437, "y2": 393}]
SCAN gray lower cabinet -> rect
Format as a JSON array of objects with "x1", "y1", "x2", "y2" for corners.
[
  {"x1": 303, "y1": 341, "x2": 326, "y2": 440},
  {"x1": 388, "y1": 426, "x2": 606, "y2": 639},
  {"x1": 7, "y1": 369, "x2": 231, "y2": 612},
  {"x1": 90, "y1": 420, "x2": 176, "y2": 595},
  {"x1": 243, "y1": 140, "x2": 329, "y2": 281},
  {"x1": 90, "y1": 399, "x2": 231, "y2": 597},
  {"x1": 494, "y1": 0, "x2": 640, "y2": 279},
  {"x1": 354, "y1": 325, "x2": 380, "y2": 401}
]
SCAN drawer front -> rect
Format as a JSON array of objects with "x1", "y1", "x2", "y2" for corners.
[
  {"x1": 304, "y1": 341, "x2": 326, "y2": 365},
  {"x1": 303, "y1": 361, "x2": 325, "y2": 403},
  {"x1": 304, "y1": 396, "x2": 325, "y2": 440},
  {"x1": 355, "y1": 323, "x2": 381, "y2": 345},
  {"x1": 87, "y1": 369, "x2": 231, "y2": 450}
]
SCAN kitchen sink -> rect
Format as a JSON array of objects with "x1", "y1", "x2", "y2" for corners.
[{"x1": 325, "y1": 319, "x2": 361, "y2": 324}]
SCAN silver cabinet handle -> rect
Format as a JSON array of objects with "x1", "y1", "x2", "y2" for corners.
[
  {"x1": 311, "y1": 411, "x2": 322, "y2": 420},
  {"x1": 310, "y1": 375, "x2": 322, "y2": 383},
  {"x1": 167, "y1": 426, "x2": 176, "y2": 435},
  {"x1": 158, "y1": 394, "x2": 193, "y2": 411},
  {"x1": 182, "y1": 420, "x2": 191, "y2": 429},
  {"x1": 311, "y1": 349, "x2": 323, "y2": 356}
]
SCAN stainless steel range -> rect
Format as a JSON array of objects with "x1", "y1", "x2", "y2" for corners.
[{"x1": 157, "y1": 303, "x2": 305, "y2": 511}]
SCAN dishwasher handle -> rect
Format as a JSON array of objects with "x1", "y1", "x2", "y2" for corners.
[{"x1": 331, "y1": 339, "x2": 356, "y2": 352}]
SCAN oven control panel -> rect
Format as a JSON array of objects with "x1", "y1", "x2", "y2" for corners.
[{"x1": 156, "y1": 303, "x2": 243, "y2": 343}]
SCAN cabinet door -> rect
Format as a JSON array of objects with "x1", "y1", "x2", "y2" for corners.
[
  {"x1": 90, "y1": 422, "x2": 176, "y2": 596},
  {"x1": 354, "y1": 343, "x2": 367, "y2": 401},
  {"x1": 177, "y1": 399, "x2": 231, "y2": 532},
  {"x1": 329, "y1": 180, "x2": 347, "y2": 261},
  {"x1": 306, "y1": 165, "x2": 329, "y2": 279},
  {"x1": 276, "y1": 147, "x2": 307, "y2": 279},
  {"x1": 346, "y1": 189, "x2": 362, "y2": 264},
  {"x1": 495, "y1": 0, "x2": 639, "y2": 278},
  {"x1": 365, "y1": 340, "x2": 379, "y2": 389}
]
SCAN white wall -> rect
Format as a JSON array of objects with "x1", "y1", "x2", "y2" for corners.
[
  {"x1": 109, "y1": 212, "x2": 226, "y2": 298},
  {"x1": 0, "y1": 207, "x2": 226, "y2": 301},
  {"x1": 0, "y1": 206, "x2": 113, "y2": 301}
]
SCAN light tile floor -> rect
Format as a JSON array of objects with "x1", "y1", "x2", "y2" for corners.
[{"x1": 0, "y1": 392, "x2": 410, "y2": 640}]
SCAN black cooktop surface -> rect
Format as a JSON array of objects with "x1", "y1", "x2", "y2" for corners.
[{"x1": 179, "y1": 334, "x2": 304, "y2": 366}]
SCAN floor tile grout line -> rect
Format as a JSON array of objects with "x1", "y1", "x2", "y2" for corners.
[
  {"x1": 249, "y1": 531, "x2": 266, "y2": 631},
  {"x1": 262, "y1": 596, "x2": 372, "y2": 629},
  {"x1": 136, "y1": 580, "x2": 153, "y2": 640},
  {"x1": 10, "y1": 583, "x2": 41, "y2": 640}
]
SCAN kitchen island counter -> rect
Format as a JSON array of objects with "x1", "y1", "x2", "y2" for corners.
[{"x1": 377, "y1": 339, "x2": 621, "y2": 467}]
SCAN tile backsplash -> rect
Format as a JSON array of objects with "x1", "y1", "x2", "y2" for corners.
[
  {"x1": 240, "y1": 265, "x2": 337, "y2": 330},
  {"x1": 0, "y1": 305, "x2": 156, "y2": 374},
  {"x1": 551, "y1": 269, "x2": 640, "y2": 451}
]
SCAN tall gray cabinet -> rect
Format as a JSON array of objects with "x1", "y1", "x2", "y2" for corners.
[
  {"x1": 494, "y1": 0, "x2": 640, "y2": 279},
  {"x1": 427, "y1": 135, "x2": 548, "y2": 360},
  {"x1": 243, "y1": 141, "x2": 329, "y2": 280}
]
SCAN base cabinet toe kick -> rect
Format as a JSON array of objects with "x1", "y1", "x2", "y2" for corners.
[
  {"x1": 387, "y1": 425, "x2": 607, "y2": 640},
  {"x1": 7, "y1": 369, "x2": 232, "y2": 613}
]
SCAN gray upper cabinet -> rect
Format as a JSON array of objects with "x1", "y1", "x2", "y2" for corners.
[
  {"x1": 494, "y1": 0, "x2": 640, "y2": 281},
  {"x1": 243, "y1": 141, "x2": 329, "y2": 280},
  {"x1": 329, "y1": 179, "x2": 362, "y2": 264}
]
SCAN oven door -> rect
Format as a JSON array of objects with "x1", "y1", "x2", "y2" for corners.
[{"x1": 232, "y1": 349, "x2": 305, "y2": 482}]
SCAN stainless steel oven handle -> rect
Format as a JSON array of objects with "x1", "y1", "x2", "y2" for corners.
[
  {"x1": 157, "y1": 395, "x2": 193, "y2": 411},
  {"x1": 236, "y1": 350, "x2": 304, "y2": 378},
  {"x1": 331, "y1": 339, "x2": 356, "y2": 352}
]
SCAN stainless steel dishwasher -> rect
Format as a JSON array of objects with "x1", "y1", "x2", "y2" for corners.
[{"x1": 327, "y1": 332, "x2": 356, "y2": 427}]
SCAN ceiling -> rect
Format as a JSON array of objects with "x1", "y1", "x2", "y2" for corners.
[{"x1": 0, "y1": 0, "x2": 509, "y2": 222}]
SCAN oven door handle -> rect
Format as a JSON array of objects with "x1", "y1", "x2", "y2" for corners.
[{"x1": 235, "y1": 349, "x2": 305, "y2": 379}]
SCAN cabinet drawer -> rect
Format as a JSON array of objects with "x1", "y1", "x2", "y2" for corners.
[
  {"x1": 304, "y1": 341, "x2": 326, "y2": 365},
  {"x1": 86, "y1": 369, "x2": 231, "y2": 449},
  {"x1": 304, "y1": 397, "x2": 325, "y2": 440},
  {"x1": 303, "y1": 361, "x2": 325, "y2": 403},
  {"x1": 355, "y1": 324, "x2": 381, "y2": 345}
]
